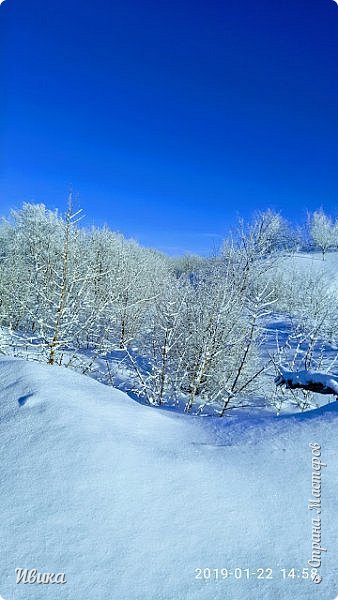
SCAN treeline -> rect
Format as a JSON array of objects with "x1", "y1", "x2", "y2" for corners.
[{"x1": 0, "y1": 202, "x2": 337, "y2": 414}]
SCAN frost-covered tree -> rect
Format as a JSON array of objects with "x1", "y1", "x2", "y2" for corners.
[
  {"x1": 0, "y1": 203, "x2": 64, "y2": 335},
  {"x1": 176, "y1": 254, "x2": 275, "y2": 414},
  {"x1": 113, "y1": 241, "x2": 161, "y2": 349},
  {"x1": 88, "y1": 233, "x2": 169, "y2": 355},
  {"x1": 178, "y1": 266, "x2": 245, "y2": 412},
  {"x1": 127, "y1": 273, "x2": 187, "y2": 405},
  {"x1": 46, "y1": 199, "x2": 90, "y2": 364},
  {"x1": 309, "y1": 210, "x2": 336, "y2": 259},
  {"x1": 238, "y1": 210, "x2": 293, "y2": 257},
  {"x1": 0, "y1": 201, "x2": 100, "y2": 364}
]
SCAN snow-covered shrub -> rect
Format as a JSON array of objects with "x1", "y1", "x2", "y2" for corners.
[{"x1": 1, "y1": 200, "x2": 337, "y2": 416}]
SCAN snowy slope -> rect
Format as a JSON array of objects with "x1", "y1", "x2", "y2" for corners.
[
  {"x1": 0, "y1": 358, "x2": 337, "y2": 600},
  {"x1": 277, "y1": 251, "x2": 338, "y2": 292}
]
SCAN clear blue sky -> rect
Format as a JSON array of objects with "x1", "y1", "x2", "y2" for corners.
[{"x1": 1, "y1": 0, "x2": 338, "y2": 254}]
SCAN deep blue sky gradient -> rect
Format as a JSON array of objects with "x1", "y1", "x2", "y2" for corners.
[{"x1": 1, "y1": 0, "x2": 338, "y2": 254}]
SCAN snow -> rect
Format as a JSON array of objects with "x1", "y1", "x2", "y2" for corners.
[
  {"x1": 275, "y1": 367, "x2": 338, "y2": 395},
  {"x1": 0, "y1": 357, "x2": 337, "y2": 599},
  {"x1": 277, "y1": 251, "x2": 338, "y2": 293}
]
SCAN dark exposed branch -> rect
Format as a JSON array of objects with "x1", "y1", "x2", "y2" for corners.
[{"x1": 275, "y1": 367, "x2": 338, "y2": 397}]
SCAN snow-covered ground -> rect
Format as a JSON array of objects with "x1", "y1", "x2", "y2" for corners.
[
  {"x1": 0, "y1": 358, "x2": 337, "y2": 599},
  {"x1": 277, "y1": 250, "x2": 338, "y2": 290}
]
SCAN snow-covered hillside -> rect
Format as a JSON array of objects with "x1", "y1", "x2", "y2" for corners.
[
  {"x1": 0, "y1": 358, "x2": 337, "y2": 599},
  {"x1": 278, "y1": 251, "x2": 338, "y2": 292}
]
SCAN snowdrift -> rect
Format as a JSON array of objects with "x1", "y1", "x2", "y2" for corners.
[{"x1": 0, "y1": 358, "x2": 337, "y2": 600}]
